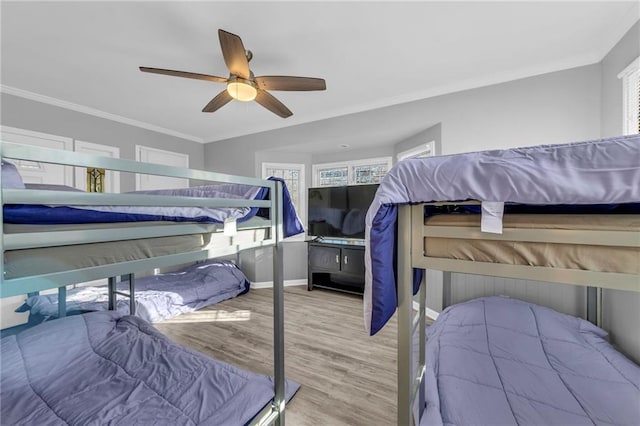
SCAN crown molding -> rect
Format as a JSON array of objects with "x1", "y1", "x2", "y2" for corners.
[{"x1": 0, "y1": 85, "x2": 204, "y2": 143}]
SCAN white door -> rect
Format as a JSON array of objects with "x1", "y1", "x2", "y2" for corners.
[
  {"x1": 1, "y1": 126, "x2": 73, "y2": 186},
  {"x1": 135, "y1": 145, "x2": 189, "y2": 190},
  {"x1": 74, "y1": 140, "x2": 121, "y2": 193},
  {"x1": 0, "y1": 126, "x2": 74, "y2": 330}
]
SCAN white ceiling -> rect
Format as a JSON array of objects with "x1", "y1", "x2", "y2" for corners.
[{"x1": 2, "y1": 1, "x2": 638, "y2": 146}]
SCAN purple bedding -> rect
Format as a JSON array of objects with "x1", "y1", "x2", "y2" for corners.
[
  {"x1": 3, "y1": 177, "x2": 304, "y2": 238},
  {"x1": 364, "y1": 134, "x2": 640, "y2": 335},
  {"x1": 1, "y1": 311, "x2": 299, "y2": 425},
  {"x1": 17, "y1": 260, "x2": 250, "y2": 323},
  {"x1": 422, "y1": 297, "x2": 640, "y2": 426}
]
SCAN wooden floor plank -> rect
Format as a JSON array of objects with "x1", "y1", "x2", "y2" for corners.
[{"x1": 155, "y1": 285, "x2": 399, "y2": 425}]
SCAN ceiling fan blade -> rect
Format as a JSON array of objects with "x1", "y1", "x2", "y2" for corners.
[
  {"x1": 202, "y1": 90, "x2": 233, "y2": 113},
  {"x1": 140, "y1": 67, "x2": 227, "y2": 83},
  {"x1": 255, "y1": 90, "x2": 293, "y2": 118},
  {"x1": 218, "y1": 29, "x2": 250, "y2": 80},
  {"x1": 255, "y1": 76, "x2": 326, "y2": 91}
]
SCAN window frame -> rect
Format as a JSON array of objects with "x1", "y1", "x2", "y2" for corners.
[
  {"x1": 396, "y1": 140, "x2": 436, "y2": 162},
  {"x1": 618, "y1": 56, "x2": 640, "y2": 135},
  {"x1": 261, "y1": 162, "x2": 306, "y2": 230},
  {"x1": 311, "y1": 156, "x2": 393, "y2": 187}
]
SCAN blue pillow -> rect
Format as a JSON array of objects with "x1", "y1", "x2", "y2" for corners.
[{"x1": 1, "y1": 160, "x2": 25, "y2": 189}]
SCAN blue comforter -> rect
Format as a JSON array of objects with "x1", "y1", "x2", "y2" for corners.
[
  {"x1": 18, "y1": 260, "x2": 250, "y2": 323},
  {"x1": 1, "y1": 312, "x2": 299, "y2": 425},
  {"x1": 4, "y1": 177, "x2": 304, "y2": 238},
  {"x1": 422, "y1": 297, "x2": 640, "y2": 425},
  {"x1": 364, "y1": 134, "x2": 640, "y2": 335}
]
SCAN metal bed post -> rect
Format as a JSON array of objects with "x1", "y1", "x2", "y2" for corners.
[
  {"x1": 57, "y1": 286, "x2": 67, "y2": 318},
  {"x1": 0, "y1": 142, "x2": 4, "y2": 291},
  {"x1": 272, "y1": 180, "x2": 285, "y2": 425},
  {"x1": 127, "y1": 273, "x2": 136, "y2": 315},
  {"x1": 442, "y1": 271, "x2": 452, "y2": 309},
  {"x1": 398, "y1": 205, "x2": 428, "y2": 425},
  {"x1": 397, "y1": 205, "x2": 413, "y2": 425},
  {"x1": 586, "y1": 286, "x2": 602, "y2": 327},
  {"x1": 108, "y1": 276, "x2": 117, "y2": 310}
]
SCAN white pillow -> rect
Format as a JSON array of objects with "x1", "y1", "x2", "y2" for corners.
[{"x1": 1, "y1": 160, "x2": 26, "y2": 189}]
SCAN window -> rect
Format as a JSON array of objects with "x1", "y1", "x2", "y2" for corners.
[
  {"x1": 396, "y1": 140, "x2": 436, "y2": 162},
  {"x1": 312, "y1": 157, "x2": 392, "y2": 187},
  {"x1": 262, "y1": 162, "x2": 305, "y2": 224},
  {"x1": 618, "y1": 56, "x2": 640, "y2": 135}
]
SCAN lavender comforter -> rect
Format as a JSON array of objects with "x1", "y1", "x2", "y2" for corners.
[
  {"x1": 18, "y1": 260, "x2": 249, "y2": 323},
  {"x1": 1, "y1": 312, "x2": 299, "y2": 425},
  {"x1": 365, "y1": 134, "x2": 640, "y2": 335},
  {"x1": 422, "y1": 297, "x2": 640, "y2": 425}
]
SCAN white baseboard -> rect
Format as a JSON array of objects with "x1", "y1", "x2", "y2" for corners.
[
  {"x1": 412, "y1": 301, "x2": 440, "y2": 321},
  {"x1": 251, "y1": 279, "x2": 307, "y2": 289}
]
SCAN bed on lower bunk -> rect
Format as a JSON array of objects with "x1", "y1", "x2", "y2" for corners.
[
  {"x1": 1, "y1": 141, "x2": 303, "y2": 425},
  {"x1": 17, "y1": 258, "x2": 251, "y2": 323},
  {"x1": 363, "y1": 134, "x2": 640, "y2": 425}
]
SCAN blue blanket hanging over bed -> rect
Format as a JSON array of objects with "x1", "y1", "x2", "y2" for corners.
[
  {"x1": 3, "y1": 177, "x2": 304, "y2": 238},
  {"x1": 1, "y1": 311, "x2": 299, "y2": 425},
  {"x1": 364, "y1": 134, "x2": 640, "y2": 335}
]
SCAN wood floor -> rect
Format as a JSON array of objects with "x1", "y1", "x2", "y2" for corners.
[{"x1": 155, "y1": 285, "x2": 399, "y2": 426}]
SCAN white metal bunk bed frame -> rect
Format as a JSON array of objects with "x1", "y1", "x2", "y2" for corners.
[
  {"x1": 396, "y1": 202, "x2": 640, "y2": 425},
  {"x1": 0, "y1": 141, "x2": 288, "y2": 426}
]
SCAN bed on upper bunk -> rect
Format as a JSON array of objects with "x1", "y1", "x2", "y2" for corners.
[
  {"x1": 1, "y1": 147, "x2": 302, "y2": 320},
  {"x1": 0, "y1": 141, "x2": 301, "y2": 425},
  {"x1": 362, "y1": 134, "x2": 640, "y2": 425}
]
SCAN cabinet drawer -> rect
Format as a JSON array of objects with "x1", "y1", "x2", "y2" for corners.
[
  {"x1": 341, "y1": 247, "x2": 365, "y2": 275},
  {"x1": 309, "y1": 245, "x2": 341, "y2": 271}
]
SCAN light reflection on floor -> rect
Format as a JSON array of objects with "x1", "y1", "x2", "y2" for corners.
[{"x1": 160, "y1": 309, "x2": 251, "y2": 323}]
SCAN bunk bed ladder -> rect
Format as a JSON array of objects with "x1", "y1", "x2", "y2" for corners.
[{"x1": 397, "y1": 205, "x2": 427, "y2": 425}]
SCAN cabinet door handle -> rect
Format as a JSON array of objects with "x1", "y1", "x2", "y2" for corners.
[
  {"x1": 335, "y1": 254, "x2": 340, "y2": 264},
  {"x1": 344, "y1": 255, "x2": 348, "y2": 265}
]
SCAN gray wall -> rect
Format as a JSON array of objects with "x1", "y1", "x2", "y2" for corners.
[
  {"x1": 1, "y1": 93, "x2": 205, "y2": 192},
  {"x1": 204, "y1": 64, "x2": 601, "y2": 289},
  {"x1": 205, "y1": 49, "x2": 640, "y2": 362},
  {"x1": 599, "y1": 21, "x2": 640, "y2": 363}
]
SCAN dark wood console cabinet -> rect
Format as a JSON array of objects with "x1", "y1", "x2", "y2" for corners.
[{"x1": 307, "y1": 241, "x2": 365, "y2": 295}]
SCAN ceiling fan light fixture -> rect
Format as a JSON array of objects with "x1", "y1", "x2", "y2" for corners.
[{"x1": 226, "y1": 79, "x2": 257, "y2": 102}]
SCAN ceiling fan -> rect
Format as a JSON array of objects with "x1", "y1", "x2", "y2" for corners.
[{"x1": 140, "y1": 29, "x2": 326, "y2": 118}]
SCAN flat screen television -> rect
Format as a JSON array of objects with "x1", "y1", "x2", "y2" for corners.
[{"x1": 307, "y1": 183, "x2": 379, "y2": 240}]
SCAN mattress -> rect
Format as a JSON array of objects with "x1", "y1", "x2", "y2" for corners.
[
  {"x1": 18, "y1": 259, "x2": 250, "y2": 323},
  {"x1": 4, "y1": 221, "x2": 269, "y2": 279},
  {"x1": 1, "y1": 311, "x2": 299, "y2": 425},
  {"x1": 424, "y1": 214, "x2": 640, "y2": 274},
  {"x1": 421, "y1": 296, "x2": 640, "y2": 425}
]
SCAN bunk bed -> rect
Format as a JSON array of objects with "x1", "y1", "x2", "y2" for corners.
[
  {"x1": 0, "y1": 141, "x2": 302, "y2": 425},
  {"x1": 363, "y1": 134, "x2": 640, "y2": 425}
]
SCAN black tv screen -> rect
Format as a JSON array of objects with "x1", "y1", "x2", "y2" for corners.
[{"x1": 307, "y1": 184, "x2": 379, "y2": 240}]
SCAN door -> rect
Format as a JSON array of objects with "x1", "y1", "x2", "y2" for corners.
[
  {"x1": 1, "y1": 126, "x2": 73, "y2": 186},
  {"x1": 309, "y1": 245, "x2": 341, "y2": 272},
  {"x1": 341, "y1": 247, "x2": 365, "y2": 275},
  {"x1": 135, "y1": 145, "x2": 189, "y2": 190}
]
